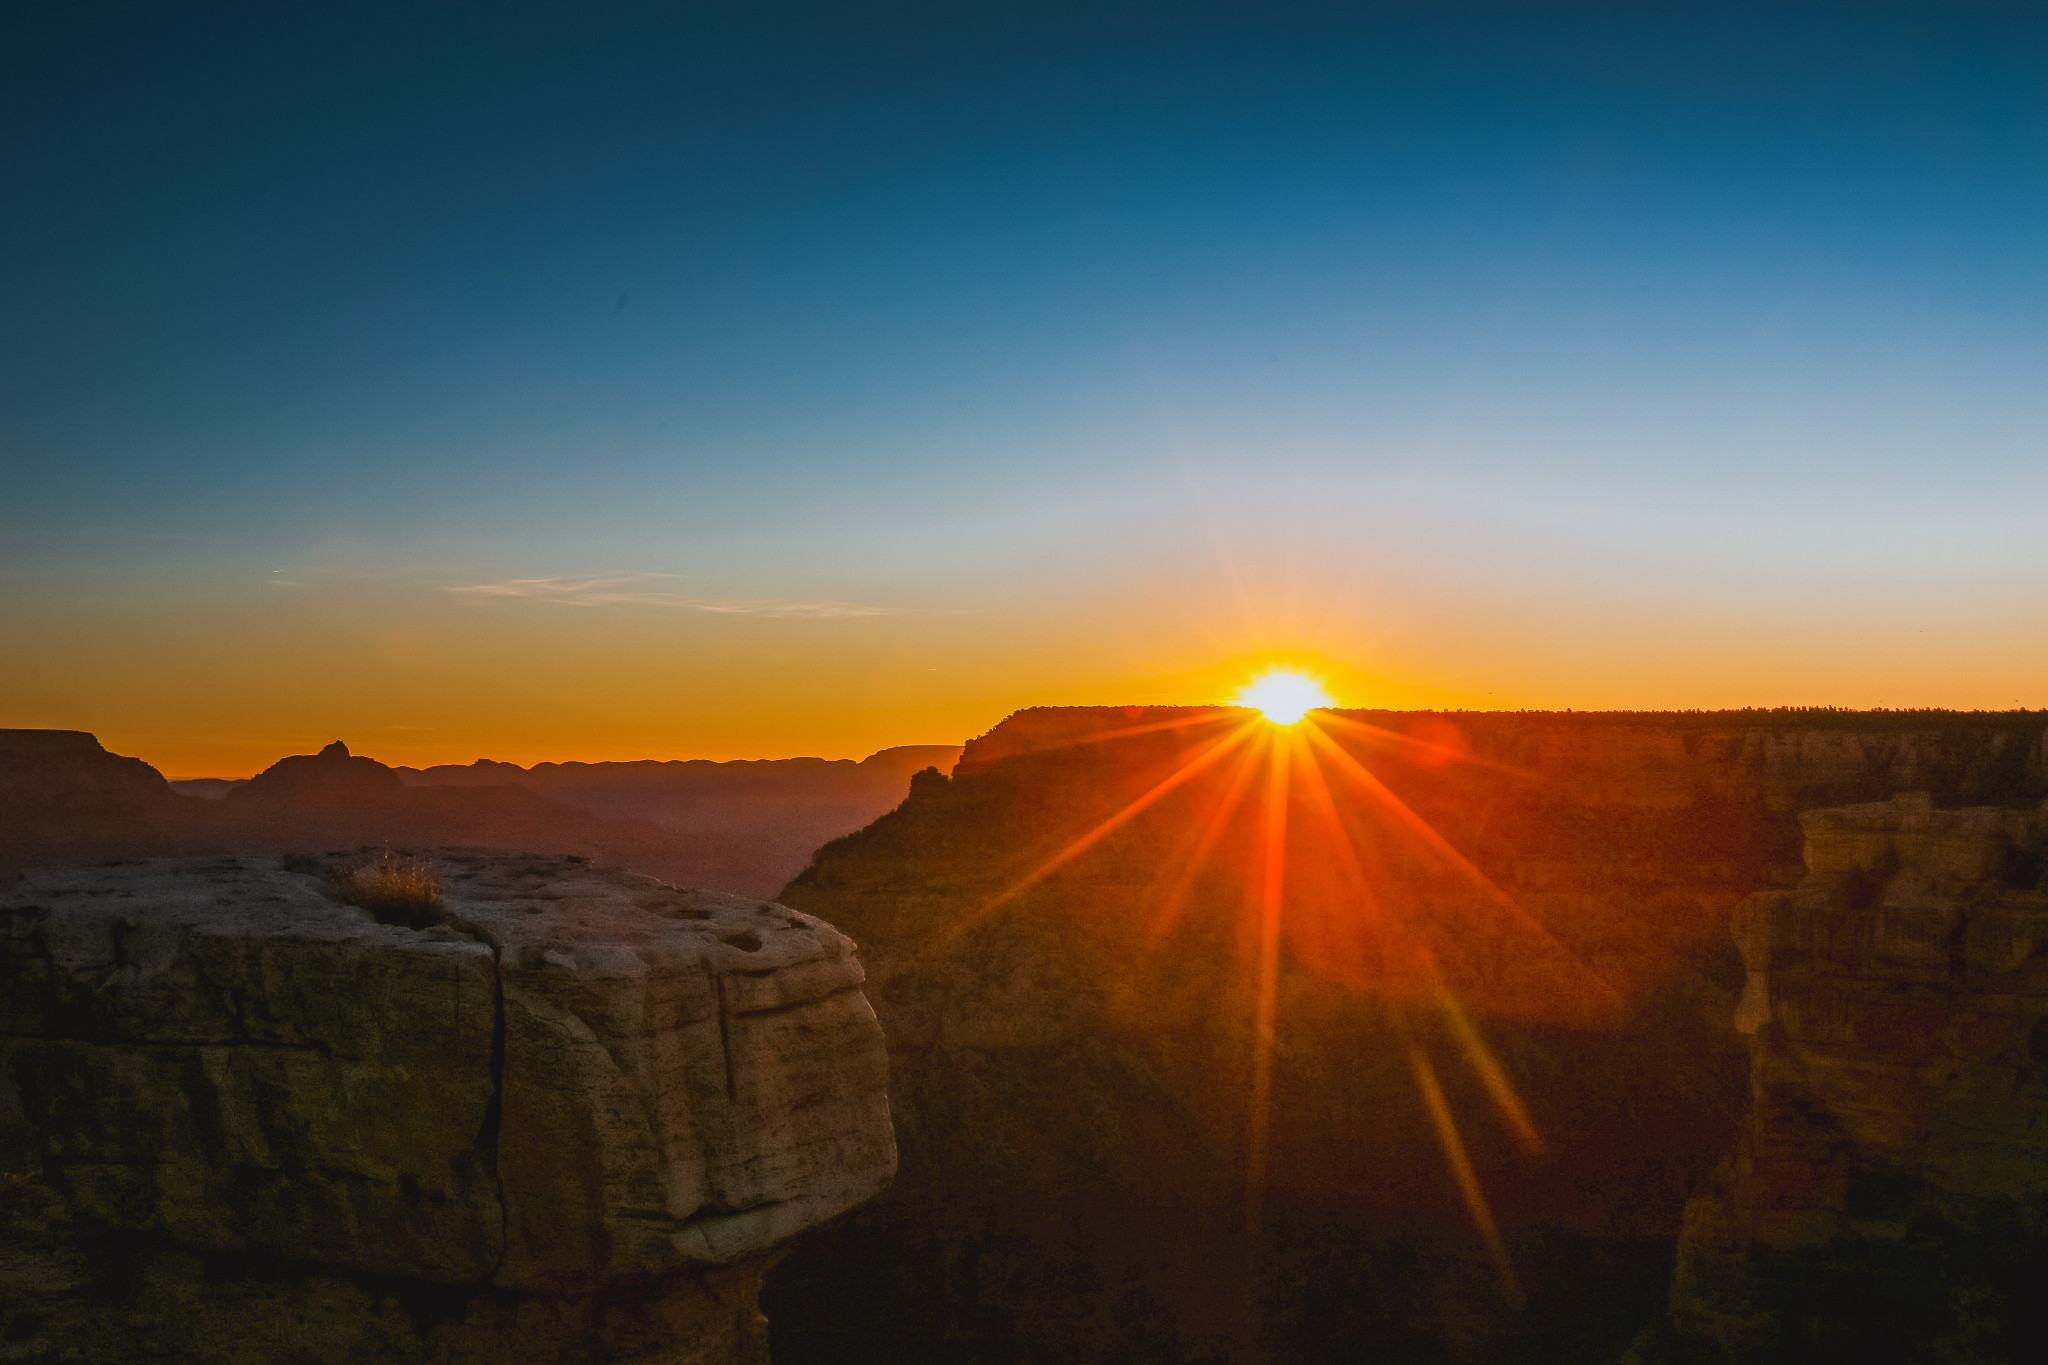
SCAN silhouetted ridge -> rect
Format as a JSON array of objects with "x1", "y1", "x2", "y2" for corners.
[
  {"x1": 0, "y1": 728, "x2": 170, "y2": 813},
  {"x1": 2, "y1": 731, "x2": 961, "y2": 900},
  {"x1": 230, "y1": 739, "x2": 405, "y2": 805}
]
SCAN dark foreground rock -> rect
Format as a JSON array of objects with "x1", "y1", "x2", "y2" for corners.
[{"x1": 0, "y1": 851, "x2": 895, "y2": 1363}]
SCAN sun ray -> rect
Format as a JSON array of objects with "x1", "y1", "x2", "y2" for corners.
[
  {"x1": 1302, "y1": 723, "x2": 1620, "y2": 1015},
  {"x1": 1144, "y1": 738, "x2": 1266, "y2": 945},
  {"x1": 1286, "y1": 746, "x2": 1549, "y2": 1155},
  {"x1": 1316, "y1": 711, "x2": 1531, "y2": 779},
  {"x1": 1027, "y1": 710, "x2": 1245, "y2": 753},
  {"x1": 1423, "y1": 958, "x2": 1546, "y2": 1156},
  {"x1": 1402, "y1": 1021, "x2": 1524, "y2": 1305},
  {"x1": 940, "y1": 720, "x2": 1263, "y2": 953},
  {"x1": 1244, "y1": 725, "x2": 1295, "y2": 1242},
  {"x1": 1288, "y1": 738, "x2": 1392, "y2": 989}
]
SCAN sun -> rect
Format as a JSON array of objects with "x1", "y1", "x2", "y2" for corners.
[{"x1": 1233, "y1": 669, "x2": 1333, "y2": 725}]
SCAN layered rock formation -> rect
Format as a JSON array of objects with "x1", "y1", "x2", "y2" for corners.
[
  {"x1": 1660, "y1": 794, "x2": 2048, "y2": 1362},
  {"x1": 0, "y1": 851, "x2": 894, "y2": 1363},
  {"x1": 764, "y1": 707, "x2": 2048, "y2": 1364}
]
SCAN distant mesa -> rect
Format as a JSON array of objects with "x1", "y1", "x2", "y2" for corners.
[
  {"x1": 228, "y1": 738, "x2": 405, "y2": 807},
  {"x1": 0, "y1": 727, "x2": 171, "y2": 812},
  {"x1": 0, "y1": 729, "x2": 108, "y2": 755}
]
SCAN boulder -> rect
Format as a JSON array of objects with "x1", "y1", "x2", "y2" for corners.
[{"x1": 0, "y1": 850, "x2": 895, "y2": 1362}]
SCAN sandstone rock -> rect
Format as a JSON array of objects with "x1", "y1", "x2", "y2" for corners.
[
  {"x1": 1662, "y1": 793, "x2": 2048, "y2": 1361},
  {"x1": 1, "y1": 850, "x2": 894, "y2": 1361}
]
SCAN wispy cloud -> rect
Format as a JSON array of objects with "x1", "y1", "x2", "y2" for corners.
[{"x1": 446, "y1": 573, "x2": 933, "y2": 618}]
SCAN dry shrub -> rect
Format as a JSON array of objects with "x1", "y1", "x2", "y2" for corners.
[{"x1": 334, "y1": 852, "x2": 447, "y2": 930}]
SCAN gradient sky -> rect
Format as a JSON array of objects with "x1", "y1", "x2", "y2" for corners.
[{"x1": 3, "y1": 1, "x2": 2045, "y2": 774}]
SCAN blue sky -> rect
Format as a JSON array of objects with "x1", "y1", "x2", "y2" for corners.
[{"x1": 3, "y1": 2, "x2": 2045, "y2": 767}]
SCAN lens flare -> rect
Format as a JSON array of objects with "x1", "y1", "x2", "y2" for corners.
[
  {"x1": 1234, "y1": 669, "x2": 1332, "y2": 725},
  {"x1": 943, "y1": 680, "x2": 1578, "y2": 1303}
]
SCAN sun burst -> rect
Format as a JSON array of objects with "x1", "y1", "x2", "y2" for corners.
[
  {"x1": 947, "y1": 671, "x2": 1592, "y2": 1301},
  {"x1": 1233, "y1": 668, "x2": 1332, "y2": 725}
]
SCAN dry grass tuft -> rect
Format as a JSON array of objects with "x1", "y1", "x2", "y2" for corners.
[{"x1": 334, "y1": 853, "x2": 447, "y2": 930}]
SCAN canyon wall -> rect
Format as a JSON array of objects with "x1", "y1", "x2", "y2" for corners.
[
  {"x1": 0, "y1": 851, "x2": 895, "y2": 1363},
  {"x1": 765, "y1": 707, "x2": 2048, "y2": 1364},
  {"x1": 1654, "y1": 794, "x2": 2048, "y2": 1362}
]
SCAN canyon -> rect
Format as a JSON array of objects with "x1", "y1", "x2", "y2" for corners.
[
  {"x1": 6, "y1": 710, "x2": 2047, "y2": 1362},
  {"x1": 1663, "y1": 793, "x2": 2048, "y2": 1360}
]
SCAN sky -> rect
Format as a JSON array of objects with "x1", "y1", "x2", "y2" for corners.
[{"x1": 3, "y1": 1, "x2": 2045, "y2": 774}]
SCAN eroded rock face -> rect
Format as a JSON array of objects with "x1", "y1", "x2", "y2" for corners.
[
  {"x1": 1663, "y1": 794, "x2": 2048, "y2": 1362},
  {"x1": 0, "y1": 851, "x2": 894, "y2": 1362}
]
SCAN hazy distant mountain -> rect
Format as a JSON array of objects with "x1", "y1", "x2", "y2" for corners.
[
  {"x1": 393, "y1": 744, "x2": 962, "y2": 896},
  {"x1": 166, "y1": 777, "x2": 244, "y2": 799},
  {"x1": 4, "y1": 732, "x2": 960, "y2": 898}
]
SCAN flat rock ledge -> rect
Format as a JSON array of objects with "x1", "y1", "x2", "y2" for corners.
[{"x1": 0, "y1": 850, "x2": 896, "y2": 1363}]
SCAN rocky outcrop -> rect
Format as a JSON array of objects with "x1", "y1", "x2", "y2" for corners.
[
  {"x1": 1659, "y1": 795, "x2": 2048, "y2": 1362},
  {"x1": 0, "y1": 851, "x2": 894, "y2": 1363}
]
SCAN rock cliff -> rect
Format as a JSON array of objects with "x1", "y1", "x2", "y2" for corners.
[
  {"x1": 765, "y1": 707, "x2": 2048, "y2": 1364},
  {"x1": 0, "y1": 851, "x2": 895, "y2": 1363},
  {"x1": 1658, "y1": 794, "x2": 2048, "y2": 1362}
]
